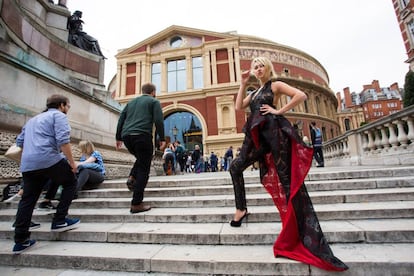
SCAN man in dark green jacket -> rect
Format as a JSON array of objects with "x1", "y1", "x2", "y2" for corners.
[{"x1": 116, "y1": 83, "x2": 166, "y2": 213}]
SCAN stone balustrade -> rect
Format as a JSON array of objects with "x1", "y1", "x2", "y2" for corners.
[{"x1": 324, "y1": 105, "x2": 414, "y2": 166}]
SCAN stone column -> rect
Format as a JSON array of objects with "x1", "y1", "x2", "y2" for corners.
[
  {"x1": 161, "y1": 60, "x2": 167, "y2": 95},
  {"x1": 228, "y1": 48, "x2": 235, "y2": 83},
  {"x1": 211, "y1": 50, "x2": 217, "y2": 85},
  {"x1": 135, "y1": 61, "x2": 141, "y2": 95},
  {"x1": 186, "y1": 56, "x2": 192, "y2": 90}
]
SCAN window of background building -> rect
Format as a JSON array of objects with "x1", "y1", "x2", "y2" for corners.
[
  {"x1": 315, "y1": 97, "x2": 320, "y2": 115},
  {"x1": 400, "y1": 0, "x2": 409, "y2": 9},
  {"x1": 344, "y1": 118, "x2": 351, "y2": 131},
  {"x1": 170, "y1": 36, "x2": 183, "y2": 48},
  {"x1": 408, "y1": 20, "x2": 414, "y2": 46},
  {"x1": 152, "y1": 62, "x2": 161, "y2": 95},
  {"x1": 304, "y1": 97, "x2": 309, "y2": 113},
  {"x1": 192, "y1": 56, "x2": 203, "y2": 89},
  {"x1": 286, "y1": 96, "x2": 294, "y2": 111},
  {"x1": 164, "y1": 112, "x2": 202, "y2": 151},
  {"x1": 168, "y1": 59, "x2": 186, "y2": 92}
]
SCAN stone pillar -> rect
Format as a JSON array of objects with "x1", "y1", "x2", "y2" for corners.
[
  {"x1": 186, "y1": 56, "x2": 192, "y2": 90},
  {"x1": 135, "y1": 61, "x2": 141, "y2": 95},
  {"x1": 121, "y1": 63, "x2": 127, "y2": 97},
  {"x1": 211, "y1": 50, "x2": 217, "y2": 85},
  {"x1": 228, "y1": 48, "x2": 235, "y2": 83},
  {"x1": 203, "y1": 51, "x2": 211, "y2": 87},
  {"x1": 161, "y1": 60, "x2": 167, "y2": 95}
]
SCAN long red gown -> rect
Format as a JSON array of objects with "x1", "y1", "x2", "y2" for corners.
[{"x1": 245, "y1": 80, "x2": 348, "y2": 271}]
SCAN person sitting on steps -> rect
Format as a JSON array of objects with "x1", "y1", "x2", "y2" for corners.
[{"x1": 73, "y1": 140, "x2": 106, "y2": 199}]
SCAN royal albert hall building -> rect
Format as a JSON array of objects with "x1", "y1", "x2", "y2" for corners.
[{"x1": 109, "y1": 25, "x2": 340, "y2": 157}]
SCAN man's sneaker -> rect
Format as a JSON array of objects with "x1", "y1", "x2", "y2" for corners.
[
  {"x1": 13, "y1": 239, "x2": 36, "y2": 254},
  {"x1": 51, "y1": 218, "x2": 80, "y2": 232},
  {"x1": 4, "y1": 193, "x2": 21, "y2": 202},
  {"x1": 38, "y1": 201, "x2": 56, "y2": 210},
  {"x1": 12, "y1": 221, "x2": 41, "y2": 230}
]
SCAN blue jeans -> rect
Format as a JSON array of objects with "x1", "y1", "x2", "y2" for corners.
[
  {"x1": 123, "y1": 134, "x2": 153, "y2": 205},
  {"x1": 14, "y1": 159, "x2": 77, "y2": 243}
]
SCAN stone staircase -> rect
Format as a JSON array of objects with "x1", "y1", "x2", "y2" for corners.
[{"x1": 0, "y1": 165, "x2": 413, "y2": 275}]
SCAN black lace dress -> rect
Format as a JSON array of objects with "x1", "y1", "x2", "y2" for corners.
[{"x1": 229, "y1": 80, "x2": 348, "y2": 271}]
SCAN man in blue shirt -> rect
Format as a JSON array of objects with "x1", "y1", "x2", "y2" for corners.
[
  {"x1": 13, "y1": 94, "x2": 80, "y2": 254},
  {"x1": 310, "y1": 121, "x2": 324, "y2": 167}
]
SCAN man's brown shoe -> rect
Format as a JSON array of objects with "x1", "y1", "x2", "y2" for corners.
[{"x1": 130, "y1": 203, "x2": 151, "y2": 213}]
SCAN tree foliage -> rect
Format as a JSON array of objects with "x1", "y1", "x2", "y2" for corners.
[{"x1": 403, "y1": 70, "x2": 414, "y2": 107}]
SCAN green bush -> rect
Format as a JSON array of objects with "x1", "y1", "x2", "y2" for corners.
[{"x1": 403, "y1": 70, "x2": 414, "y2": 107}]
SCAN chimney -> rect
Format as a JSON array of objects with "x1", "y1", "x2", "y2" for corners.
[
  {"x1": 390, "y1": 82, "x2": 399, "y2": 91},
  {"x1": 372, "y1": 80, "x2": 380, "y2": 92},
  {"x1": 362, "y1": 84, "x2": 372, "y2": 91},
  {"x1": 343, "y1": 87, "x2": 352, "y2": 108}
]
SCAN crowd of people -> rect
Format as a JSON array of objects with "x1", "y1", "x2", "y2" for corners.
[
  {"x1": 6, "y1": 57, "x2": 346, "y2": 271},
  {"x1": 160, "y1": 143, "x2": 243, "y2": 175}
]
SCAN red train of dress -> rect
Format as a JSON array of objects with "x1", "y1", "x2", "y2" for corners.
[{"x1": 251, "y1": 118, "x2": 348, "y2": 272}]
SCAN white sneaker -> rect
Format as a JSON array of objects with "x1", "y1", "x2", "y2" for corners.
[{"x1": 4, "y1": 194, "x2": 21, "y2": 202}]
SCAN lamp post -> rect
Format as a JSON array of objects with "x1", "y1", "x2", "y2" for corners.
[{"x1": 172, "y1": 125, "x2": 178, "y2": 142}]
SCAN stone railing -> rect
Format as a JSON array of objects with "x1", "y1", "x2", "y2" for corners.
[{"x1": 324, "y1": 105, "x2": 414, "y2": 166}]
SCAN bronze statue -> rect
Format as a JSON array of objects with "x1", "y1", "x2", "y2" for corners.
[{"x1": 67, "y1": 11, "x2": 105, "y2": 58}]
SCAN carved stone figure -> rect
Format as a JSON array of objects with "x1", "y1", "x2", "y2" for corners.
[
  {"x1": 67, "y1": 10, "x2": 105, "y2": 58},
  {"x1": 49, "y1": 0, "x2": 67, "y2": 8}
]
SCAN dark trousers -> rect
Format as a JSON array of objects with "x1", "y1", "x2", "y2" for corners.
[
  {"x1": 313, "y1": 146, "x2": 324, "y2": 166},
  {"x1": 163, "y1": 153, "x2": 175, "y2": 175},
  {"x1": 229, "y1": 135, "x2": 264, "y2": 210},
  {"x1": 123, "y1": 134, "x2": 153, "y2": 205},
  {"x1": 43, "y1": 179, "x2": 59, "y2": 200},
  {"x1": 178, "y1": 156, "x2": 186, "y2": 172},
  {"x1": 14, "y1": 159, "x2": 77, "y2": 243},
  {"x1": 76, "y1": 168, "x2": 104, "y2": 192}
]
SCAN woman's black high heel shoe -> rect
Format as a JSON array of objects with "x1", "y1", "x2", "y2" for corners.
[{"x1": 230, "y1": 210, "x2": 249, "y2": 227}]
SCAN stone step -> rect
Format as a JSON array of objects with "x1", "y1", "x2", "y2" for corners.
[
  {"x1": 1, "y1": 201, "x2": 413, "y2": 223},
  {"x1": 2, "y1": 165, "x2": 414, "y2": 275},
  {"x1": 2, "y1": 187, "x2": 413, "y2": 211},
  {"x1": 76, "y1": 186, "x2": 414, "y2": 204},
  {"x1": 96, "y1": 175, "x2": 414, "y2": 195},
  {"x1": 103, "y1": 166, "x2": 414, "y2": 188},
  {"x1": 0, "y1": 240, "x2": 412, "y2": 275},
  {"x1": 1, "y1": 218, "x2": 413, "y2": 245}
]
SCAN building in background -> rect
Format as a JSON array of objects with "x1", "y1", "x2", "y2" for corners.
[
  {"x1": 336, "y1": 80, "x2": 403, "y2": 132},
  {"x1": 392, "y1": 0, "x2": 414, "y2": 69},
  {"x1": 108, "y1": 26, "x2": 340, "y2": 156}
]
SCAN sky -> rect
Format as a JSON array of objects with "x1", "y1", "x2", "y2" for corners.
[{"x1": 67, "y1": 0, "x2": 408, "y2": 94}]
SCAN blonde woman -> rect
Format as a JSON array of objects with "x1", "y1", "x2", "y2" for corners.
[
  {"x1": 229, "y1": 57, "x2": 348, "y2": 271},
  {"x1": 74, "y1": 140, "x2": 105, "y2": 197}
]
